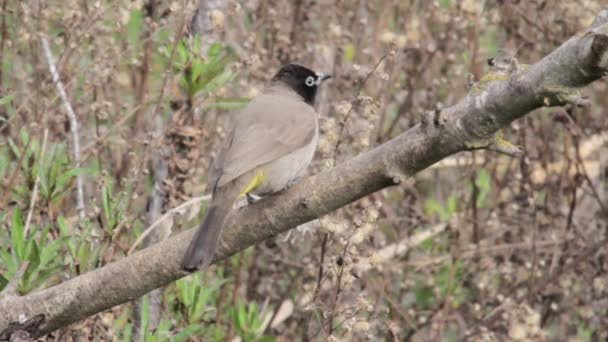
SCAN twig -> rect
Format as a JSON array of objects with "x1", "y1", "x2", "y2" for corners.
[
  {"x1": 150, "y1": 6, "x2": 188, "y2": 121},
  {"x1": 0, "y1": 0, "x2": 8, "y2": 83},
  {"x1": 23, "y1": 129, "x2": 49, "y2": 237},
  {"x1": 333, "y1": 53, "x2": 389, "y2": 164},
  {"x1": 312, "y1": 233, "x2": 329, "y2": 301},
  {"x1": 127, "y1": 194, "x2": 211, "y2": 254},
  {"x1": 40, "y1": 36, "x2": 86, "y2": 221}
]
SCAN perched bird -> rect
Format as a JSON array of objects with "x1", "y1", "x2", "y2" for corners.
[{"x1": 181, "y1": 64, "x2": 332, "y2": 271}]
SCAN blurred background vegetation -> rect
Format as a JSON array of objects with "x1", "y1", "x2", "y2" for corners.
[{"x1": 0, "y1": 0, "x2": 607, "y2": 340}]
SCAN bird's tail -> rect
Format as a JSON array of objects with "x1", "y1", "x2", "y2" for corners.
[{"x1": 181, "y1": 189, "x2": 235, "y2": 271}]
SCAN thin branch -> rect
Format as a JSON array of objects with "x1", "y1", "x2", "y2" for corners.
[
  {"x1": 23, "y1": 129, "x2": 49, "y2": 238},
  {"x1": 40, "y1": 36, "x2": 85, "y2": 221},
  {"x1": 128, "y1": 195, "x2": 211, "y2": 255},
  {"x1": 333, "y1": 53, "x2": 389, "y2": 163}
]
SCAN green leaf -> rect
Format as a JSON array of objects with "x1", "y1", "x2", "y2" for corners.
[
  {"x1": 7, "y1": 138, "x2": 21, "y2": 161},
  {"x1": 190, "y1": 61, "x2": 204, "y2": 88},
  {"x1": 102, "y1": 182, "x2": 112, "y2": 227},
  {"x1": 11, "y1": 207, "x2": 24, "y2": 259},
  {"x1": 56, "y1": 167, "x2": 92, "y2": 189},
  {"x1": 203, "y1": 70, "x2": 234, "y2": 93},
  {"x1": 57, "y1": 216, "x2": 77, "y2": 260},
  {"x1": 420, "y1": 235, "x2": 434, "y2": 251},
  {"x1": 0, "y1": 93, "x2": 15, "y2": 106},
  {"x1": 20, "y1": 127, "x2": 29, "y2": 147},
  {"x1": 343, "y1": 43, "x2": 356, "y2": 62},
  {"x1": 40, "y1": 236, "x2": 69, "y2": 266},
  {"x1": 0, "y1": 249, "x2": 16, "y2": 274},
  {"x1": 176, "y1": 40, "x2": 188, "y2": 66},
  {"x1": 0, "y1": 273, "x2": 8, "y2": 291},
  {"x1": 26, "y1": 241, "x2": 41, "y2": 274},
  {"x1": 413, "y1": 283, "x2": 435, "y2": 308},
  {"x1": 206, "y1": 42, "x2": 222, "y2": 57},
  {"x1": 475, "y1": 168, "x2": 491, "y2": 207},
  {"x1": 127, "y1": 10, "x2": 143, "y2": 46},
  {"x1": 140, "y1": 295, "x2": 150, "y2": 336},
  {"x1": 434, "y1": 259, "x2": 464, "y2": 299},
  {"x1": 122, "y1": 323, "x2": 133, "y2": 342},
  {"x1": 28, "y1": 265, "x2": 61, "y2": 291},
  {"x1": 446, "y1": 195, "x2": 457, "y2": 216},
  {"x1": 172, "y1": 324, "x2": 202, "y2": 342}
]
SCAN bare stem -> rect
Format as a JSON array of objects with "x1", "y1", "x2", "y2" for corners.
[{"x1": 40, "y1": 36, "x2": 86, "y2": 222}]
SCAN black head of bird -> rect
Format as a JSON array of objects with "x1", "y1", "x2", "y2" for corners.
[{"x1": 271, "y1": 63, "x2": 332, "y2": 106}]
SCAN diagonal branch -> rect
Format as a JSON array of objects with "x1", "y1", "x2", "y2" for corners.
[{"x1": 1, "y1": 12, "x2": 607, "y2": 338}]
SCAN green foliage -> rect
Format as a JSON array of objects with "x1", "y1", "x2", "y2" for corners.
[
  {"x1": 413, "y1": 259, "x2": 468, "y2": 310},
  {"x1": 136, "y1": 295, "x2": 203, "y2": 342},
  {"x1": 166, "y1": 36, "x2": 238, "y2": 99},
  {"x1": 229, "y1": 301, "x2": 274, "y2": 342},
  {"x1": 0, "y1": 93, "x2": 15, "y2": 107},
  {"x1": 438, "y1": 0, "x2": 450, "y2": 8},
  {"x1": 434, "y1": 259, "x2": 467, "y2": 307},
  {"x1": 7, "y1": 128, "x2": 92, "y2": 206},
  {"x1": 343, "y1": 43, "x2": 356, "y2": 62},
  {"x1": 57, "y1": 217, "x2": 101, "y2": 274},
  {"x1": 472, "y1": 168, "x2": 492, "y2": 207},
  {"x1": 174, "y1": 272, "x2": 225, "y2": 322},
  {"x1": 0, "y1": 207, "x2": 66, "y2": 294},
  {"x1": 424, "y1": 194, "x2": 458, "y2": 221},
  {"x1": 100, "y1": 175, "x2": 128, "y2": 232},
  {"x1": 127, "y1": 9, "x2": 143, "y2": 46}
]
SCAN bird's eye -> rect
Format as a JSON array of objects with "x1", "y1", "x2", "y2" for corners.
[{"x1": 305, "y1": 76, "x2": 315, "y2": 87}]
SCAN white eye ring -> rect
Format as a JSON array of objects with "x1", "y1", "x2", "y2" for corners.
[{"x1": 305, "y1": 76, "x2": 315, "y2": 87}]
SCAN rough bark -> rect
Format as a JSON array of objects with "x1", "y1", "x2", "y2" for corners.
[{"x1": 1, "y1": 10, "x2": 607, "y2": 338}]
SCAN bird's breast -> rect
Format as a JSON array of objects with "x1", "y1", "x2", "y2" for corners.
[{"x1": 253, "y1": 123, "x2": 319, "y2": 195}]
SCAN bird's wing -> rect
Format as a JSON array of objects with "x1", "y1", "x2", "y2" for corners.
[{"x1": 211, "y1": 91, "x2": 317, "y2": 189}]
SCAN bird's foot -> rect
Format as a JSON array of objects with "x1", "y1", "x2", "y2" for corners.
[{"x1": 246, "y1": 192, "x2": 263, "y2": 204}]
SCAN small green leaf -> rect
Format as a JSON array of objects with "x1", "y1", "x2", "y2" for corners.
[
  {"x1": 204, "y1": 70, "x2": 234, "y2": 92},
  {"x1": 0, "y1": 93, "x2": 15, "y2": 106},
  {"x1": 11, "y1": 207, "x2": 24, "y2": 259},
  {"x1": 26, "y1": 241, "x2": 41, "y2": 273},
  {"x1": 414, "y1": 283, "x2": 435, "y2": 308},
  {"x1": 40, "y1": 236, "x2": 69, "y2": 266},
  {"x1": 7, "y1": 138, "x2": 21, "y2": 161},
  {"x1": 343, "y1": 43, "x2": 356, "y2": 62},
  {"x1": 0, "y1": 249, "x2": 16, "y2": 274},
  {"x1": 57, "y1": 216, "x2": 76, "y2": 259},
  {"x1": 28, "y1": 265, "x2": 61, "y2": 291},
  {"x1": 0, "y1": 273, "x2": 8, "y2": 291},
  {"x1": 140, "y1": 295, "x2": 151, "y2": 341},
  {"x1": 206, "y1": 42, "x2": 222, "y2": 57},
  {"x1": 475, "y1": 168, "x2": 491, "y2": 207},
  {"x1": 172, "y1": 325, "x2": 202, "y2": 342},
  {"x1": 56, "y1": 167, "x2": 92, "y2": 188}
]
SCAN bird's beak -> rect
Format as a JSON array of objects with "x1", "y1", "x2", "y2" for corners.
[{"x1": 316, "y1": 73, "x2": 332, "y2": 85}]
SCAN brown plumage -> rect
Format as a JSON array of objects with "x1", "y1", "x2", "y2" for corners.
[{"x1": 181, "y1": 64, "x2": 331, "y2": 271}]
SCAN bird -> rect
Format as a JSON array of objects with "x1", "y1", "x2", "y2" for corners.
[{"x1": 181, "y1": 63, "x2": 332, "y2": 271}]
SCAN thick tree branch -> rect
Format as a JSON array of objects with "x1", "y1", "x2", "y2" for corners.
[{"x1": 1, "y1": 13, "x2": 607, "y2": 338}]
